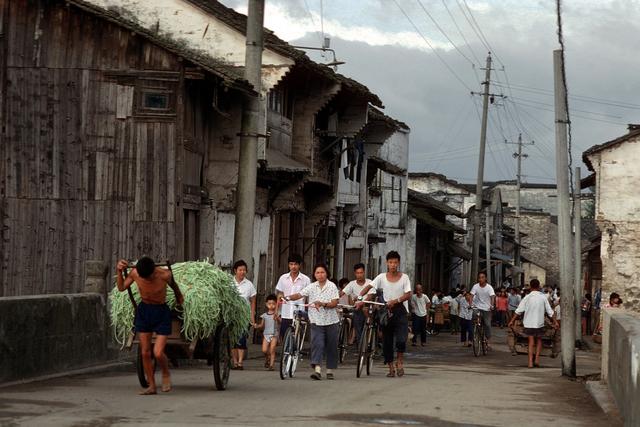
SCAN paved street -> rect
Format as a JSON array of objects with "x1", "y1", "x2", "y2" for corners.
[{"x1": 0, "y1": 329, "x2": 615, "y2": 427}]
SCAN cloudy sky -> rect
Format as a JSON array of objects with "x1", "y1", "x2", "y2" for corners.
[{"x1": 223, "y1": 0, "x2": 640, "y2": 184}]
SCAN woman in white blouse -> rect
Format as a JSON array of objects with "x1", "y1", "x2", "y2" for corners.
[{"x1": 285, "y1": 263, "x2": 340, "y2": 380}]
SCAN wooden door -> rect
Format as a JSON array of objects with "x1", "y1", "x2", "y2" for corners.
[
  {"x1": 183, "y1": 209, "x2": 199, "y2": 261},
  {"x1": 343, "y1": 248, "x2": 363, "y2": 280}
]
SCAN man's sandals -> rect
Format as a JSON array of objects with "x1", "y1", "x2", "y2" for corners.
[{"x1": 387, "y1": 363, "x2": 404, "y2": 378}]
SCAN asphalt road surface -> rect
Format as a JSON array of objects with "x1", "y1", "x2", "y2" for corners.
[{"x1": 0, "y1": 329, "x2": 615, "y2": 427}]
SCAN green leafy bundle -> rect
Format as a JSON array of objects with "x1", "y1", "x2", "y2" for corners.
[{"x1": 109, "y1": 261, "x2": 250, "y2": 345}]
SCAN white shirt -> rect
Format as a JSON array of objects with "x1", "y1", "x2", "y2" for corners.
[
  {"x1": 471, "y1": 283, "x2": 496, "y2": 311},
  {"x1": 410, "y1": 294, "x2": 430, "y2": 317},
  {"x1": 342, "y1": 279, "x2": 375, "y2": 301},
  {"x1": 300, "y1": 281, "x2": 340, "y2": 326},
  {"x1": 431, "y1": 295, "x2": 441, "y2": 306},
  {"x1": 515, "y1": 290, "x2": 554, "y2": 328},
  {"x1": 459, "y1": 298, "x2": 473, "y2": 320},
  {"x1": 234, "y1": 277, "x2": 257, "y2": 305},
  {"x1": 275, "y1": 272, "x2": 311, "y2": 319},
  {"x1": 449, "y1": 296, "x2": 459, "y2": 315},
  {"x1": 371, "y1": 273, "x2": 412, "y2": 312}
]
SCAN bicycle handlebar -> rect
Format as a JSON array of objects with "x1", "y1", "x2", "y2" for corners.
[
  {"x1": 278, "y1": 298, "x2": 313, "y2": 308},
  {"x1": 337, "y1": 304, "x2": 355, "y2": 309},
  {"x1": 361, "y1": 300, "x2": 386, "y2": 306}
]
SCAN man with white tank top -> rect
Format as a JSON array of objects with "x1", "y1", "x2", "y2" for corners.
[{"x1": 356, "y1": 251, "x2": 411, "y2": 378}]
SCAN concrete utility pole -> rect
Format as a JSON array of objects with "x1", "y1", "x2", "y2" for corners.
[
  {"x1": 233, "y1": 0, "x2": 265, "y2": 277},
  {"x1": 507, "y1": 134, "x2": 534, "y2": 287},
  {"x1": 553, "y1": 49, "x2": 576, "y2": 377},
  {"x1": 471, "y1": 53, "x2": 492, "y2": 281},
  {"x1": 574, "y1": 166, "x2": 582, "y2": 344},
  {"x1": 485, "y1": 209, "x2": 492, "y2": 285}
]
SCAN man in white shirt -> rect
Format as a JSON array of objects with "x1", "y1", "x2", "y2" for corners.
[
  {"x1": 340, "y1": 263, "x2": 374, "y2": 345},
  {"x1": 470, "y1": 272, "x2": 496, "y2": 347},
  {"x1": 448, "y1": 291, "x2": 460, "y2": 334},
  {"x1": 275, "y1": 254, "x2": 311, "y2": 339},
  {"x1": 231, "y1": 259, "x2": 257, "y2": 370},
  {"x1": 509, "y1": 279, "x2": 558, "y2": 368},
  {"x1": 410, "y1": 284, "x2": 430, "y2": 346},
  {"x1": 356, "y1": 251, "x2": 412, "y2": 378}
]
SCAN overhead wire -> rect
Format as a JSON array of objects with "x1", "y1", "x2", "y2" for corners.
[
  {"x1": 509, "y1": 96, "x2": 623, "y2": 119},
  {"x1": 441, "y1": 0, "x2": 482, "y2": 66},
  {"x1": 511, "y1": 101, "x2": 628, "y2": 126},
  {"x1": 415, "y1": 0, "x2": 475, "y2": 66},
  {"x1": 392, "y1": 0, "x2": 473, "y2": 92},
  {"x1": 455, "y1": 0, "x2": 490, "y2": 53}
]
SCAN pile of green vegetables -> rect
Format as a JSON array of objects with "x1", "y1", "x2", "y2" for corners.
[{"x1": 109, "y1": 261, "x2": 250, "y2": 345}]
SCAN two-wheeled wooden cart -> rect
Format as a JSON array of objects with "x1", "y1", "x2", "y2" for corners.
[
  {"x1": 507, "y1": 317, "x2": 560, "y2": 358},
  {"x1": 122, "y1": 263, "x2": 232, "y2": 390}
]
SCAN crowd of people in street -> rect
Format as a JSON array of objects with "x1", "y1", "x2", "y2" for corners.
[{"x1": 116, "y1": 250, "x2": 617, "y2": 394}]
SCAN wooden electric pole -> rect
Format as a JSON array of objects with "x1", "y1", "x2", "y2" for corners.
[
  {"x1": 506, "y1": 134, "x2": 534, "y2": 287},
  {"x1": 471, "y1": 53, "x2": 492, "y2": 282}
]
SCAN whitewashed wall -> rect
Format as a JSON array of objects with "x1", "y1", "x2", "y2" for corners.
[
  {"x1": 588, "y1": 136, "x2": 640, "y2": 312},
  {"x1": 213, "y1": 212, "x2": 270, "y2": 280},
  {"x1": 85, "y1": 0, "x2": 294, "y2": 91}
]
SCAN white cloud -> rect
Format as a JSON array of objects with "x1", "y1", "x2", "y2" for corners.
[{"x1": 237, "y1": 2, "x2": 451, "y2": 52}]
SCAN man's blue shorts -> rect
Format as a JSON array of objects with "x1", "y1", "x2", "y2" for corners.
[{"x1": 135, "y1": 302, "x2": 172, "y2": 336}]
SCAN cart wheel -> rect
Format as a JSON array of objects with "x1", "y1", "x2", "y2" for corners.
[
  {"x1": 213, "y1": 324, "x2": 231, "y2": 390},
  {"x1": 136, "y1": 345, "x2": 156, "y2": 388}
]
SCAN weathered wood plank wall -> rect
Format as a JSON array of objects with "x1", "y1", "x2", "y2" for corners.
[{"x1": 0, "y1": 0, "x2": 190, "y2": 295}]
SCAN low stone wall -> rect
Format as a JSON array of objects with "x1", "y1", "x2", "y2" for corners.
[
  {"x1": 602, "y1": 309, "x2": 640, "y2": 426},
  {"x1": 0, "y1": 293, "x2": 113, "y2": 383}
]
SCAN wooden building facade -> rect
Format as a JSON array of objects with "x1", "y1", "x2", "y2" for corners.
[{"x1": 0, "y1": 0, "x2": 250, "y2": 295}]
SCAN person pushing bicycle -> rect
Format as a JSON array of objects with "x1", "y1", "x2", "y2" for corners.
[
  {"x1": 356, "y1": 251, "x2": 411, "y2": 378},
  {"x1": 470, "y1": 272, "x2": 496, "y2": 350}
]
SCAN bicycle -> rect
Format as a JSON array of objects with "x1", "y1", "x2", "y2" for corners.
[
  {"x1": 472, "y1": 308, "x2": 489, "y2": 357},
  {"x1": 356, "y1": 300, "x2": 386, "y2": 378},
  {"x1": 279, "y1": 301, "x2": 310, "y2": 380},
  {"x1": 337, "y1": 304, "x2": 353, "y2": 364}
]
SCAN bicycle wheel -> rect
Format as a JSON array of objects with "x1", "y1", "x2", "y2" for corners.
[
  {"x1": 472, "y1": 324, "x2": 481, "y2": 357},
  {"x1": 290, "y1": 326, "x2": 304, "y2": 377},
  {"x1": 432, "y1": 325, "x2": 441, "y2": 336},
  {"x1": 279, "y1": 329, "x2": 294, "y2": 380},
  {"x1": 338, "y1": 320, "x2": 349, "y2": 364},
  {"x1": 356, "y1": 326, "x2": 370, "y2": 378},
  {"x1": 366, "y1": 327, "x2": 376, "y2": 376}
]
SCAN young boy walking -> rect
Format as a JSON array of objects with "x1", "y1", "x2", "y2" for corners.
[
  {"x1": 256, "y1": 294, "x2": 279, "y2": 370},
  {"x1": 116, "y1": 257, "x2": 184, "y2": 395},
  {"x1": 509, "y1": 279, "x2": 559, "y2": 368}
]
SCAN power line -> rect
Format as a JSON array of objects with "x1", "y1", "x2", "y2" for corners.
[
  {"x1": 510, "y1": 96, "x2": 623, "y2": 119},
  {"x1": 392, "y1": 0, "x2": 473, "y2": 92},
  {"x1": 415, "y1": 0, "x2": 475, "y2": 66},
  {"x1": 441, "y1": 0, "x2": 482, "y2": 66},
  {"x1": 511, "y1": 100, "x2": 628, "y2": 126},
  {"x1": 415, "y1": 140, "x2": 506, "y2": 158},
  {"x1": 491, "y1": 81, "x2": 640, "y2": 110},
  {"x1": 455, "y1": 0, "x2": 490, "y2": 53}
]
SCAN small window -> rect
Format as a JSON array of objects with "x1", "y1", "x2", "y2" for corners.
[
  {"x1": 134, "y1": 79, "x2": 177, "y2": 117},
  {"x1": 143, "y1": 92, "x2": 169, "y2": 110}
]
